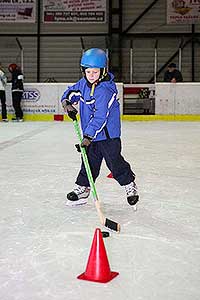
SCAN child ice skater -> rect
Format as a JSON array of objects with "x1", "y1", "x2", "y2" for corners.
[{"x1": 61, "y1": 48, "x2": 139, "y2": 207}]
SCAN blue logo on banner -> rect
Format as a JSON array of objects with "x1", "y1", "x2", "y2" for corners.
[{"x1": 22, "y1": 89, "x2": 40, "y2": 102}]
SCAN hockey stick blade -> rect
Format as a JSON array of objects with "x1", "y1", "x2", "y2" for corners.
[
  {"x1": 94, "y1": 196, "x2": 120, "y2": 233},
  {"x1": 105, "y1": 218, "x2": 120, "y2": 232}
]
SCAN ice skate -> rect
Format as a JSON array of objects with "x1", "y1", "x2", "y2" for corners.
[
  {"x1": 66, "y1": 185, "x2": 90, "y2": 206},
  {"x1": 124, "y1": 181, "x2": 139, "y2": 210},
  {"x1": 12, "y1": 117, "x2": 24, "y2": 122}
]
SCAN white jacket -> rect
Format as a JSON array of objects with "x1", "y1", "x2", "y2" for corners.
[{"x1": 0, "y1": 69, "x2": 7, "y2": 91}]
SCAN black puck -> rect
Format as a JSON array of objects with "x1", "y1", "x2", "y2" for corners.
[{"x1": 101, "y1": 231, "x2": 110, "y2": 238}]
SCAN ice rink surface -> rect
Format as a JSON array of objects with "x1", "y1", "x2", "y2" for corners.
[{"x1": 0, "y1": 121, "x2": 200, "y2": 300}]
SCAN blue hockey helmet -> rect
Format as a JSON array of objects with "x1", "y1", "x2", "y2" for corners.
[{"x1": 80, "y1": 48, "x2": 107, "y2": 68}]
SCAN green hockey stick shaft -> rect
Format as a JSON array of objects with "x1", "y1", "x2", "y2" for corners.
[
  {"x1": 73, "y1": 120, "x2": 98, "y2": 201},
  {"x1": 73, "y1": 119, "x2": 120, "y2": 232}
]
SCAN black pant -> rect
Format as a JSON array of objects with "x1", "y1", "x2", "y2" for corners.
[
  {"x1": 12, "y1": 91, "x2": 23, "y2": 119},
  {"x1": 76, "y1": 138, "x2": 135, "y2": 187},
  {"x1": 0, "y1": 90, "x2": 7, "y2": 119}
]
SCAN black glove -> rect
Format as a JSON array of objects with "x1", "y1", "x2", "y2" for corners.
[
  {"x1": 62, "y1": 100, "x2": 78, "y2": 121},
  {"x1": 81, "y1": 135, "x2": 93, "y2": 148}
]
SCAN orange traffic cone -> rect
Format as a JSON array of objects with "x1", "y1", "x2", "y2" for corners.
[
  {"x1": 77, "y1": 228, "x2": 119, "y2": 283},
  {"x1": 107, "y1": 172, "x2": 113, "y2": 178}
]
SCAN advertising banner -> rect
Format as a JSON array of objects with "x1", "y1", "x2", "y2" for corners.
[
  {"x1": 5, "y1": 84, "x2": 58, "y2": 116},
  {"x1": 0, "y1": 0, "x2": 36, "y2": 23},
  {"x1": 43, "y1": 0, "x2": 106, "y2": 23},
  {"x1": 167, "y1": 0, "x2": 200, "y2": 24}
]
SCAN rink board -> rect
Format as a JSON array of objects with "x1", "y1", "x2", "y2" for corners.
[{"x1": 1, "y1": 82, "x2": 200, "y2": 121}]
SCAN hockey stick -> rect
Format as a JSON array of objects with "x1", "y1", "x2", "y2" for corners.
[{"x1": 72, "y1": 118, "x2": 120, "y2": 233}]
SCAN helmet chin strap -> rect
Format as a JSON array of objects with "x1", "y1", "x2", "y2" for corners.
[{"x1": 100, "y1": 67, "x2": 107, "y2": 80}]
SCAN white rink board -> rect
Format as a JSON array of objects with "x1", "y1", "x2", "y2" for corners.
[
  {"x1": 155, "y1": 83, "x2": 200, "y2": 115},
  {"x1": 3, "y1": 82, "x2": 200, "y2": 117},
  {"x1": 4, "y1": 83, "x2": 124, "y2": 115}
]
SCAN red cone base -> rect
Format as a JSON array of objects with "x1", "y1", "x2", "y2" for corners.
[
  {"x1": 77, "y1": 228, "x2": 119, "y2": 283},
  {"x1": 107, "y1": 172, "x2": 113, "y2": 178}
]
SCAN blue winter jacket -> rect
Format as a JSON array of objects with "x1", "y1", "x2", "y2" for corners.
[{"x1": 61, "y1": 72, "x2": 121, "y2": 142}]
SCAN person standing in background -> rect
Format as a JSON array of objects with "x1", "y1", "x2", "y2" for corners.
[
  {"x1": 8, "y1": 63, "x2": 24, "y2": 122},
  {"x1": 164, "y1": 63, "x2": 183, "y2": 83},
  {"x1": 0, "y1": 62, "x2": 8, "y2": 122}
]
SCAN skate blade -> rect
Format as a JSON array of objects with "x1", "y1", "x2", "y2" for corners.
[{"x1": 65, "y1": 199, "x2": 88, "y2": 207}]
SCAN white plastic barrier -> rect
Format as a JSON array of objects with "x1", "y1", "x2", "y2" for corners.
[
  {"x1": 155, "y1": 83, "x2": 200, "y2": 115},
  {"x1": 3, "y1": 82, "x2": 200, "y2": 118},
  {"x1": 4, "y1": 82, "x2": 124, "y2": 116}
]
